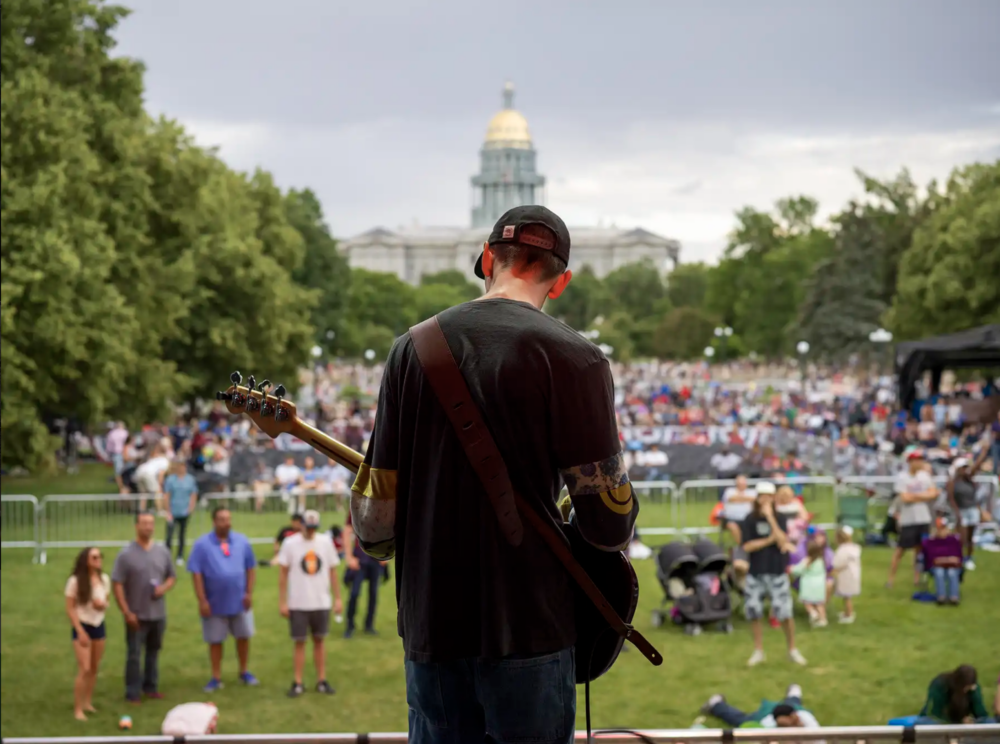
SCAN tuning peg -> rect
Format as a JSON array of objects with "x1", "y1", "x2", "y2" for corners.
[
  {"x1": 247, "y1": 374, "x2": 256, "y2": 392},
  {"x1": 215, "y1": 391, "x2": 232, "y2": 401},
  {"x1": 274, "y1": 384, "x2": 286, "y2": 421},
  {"x1": 258, "y1": 379, "x2": 271, "y2": 393},
  {"x1": 230, "y1": 371, "x2": 242, "y2": 385}
]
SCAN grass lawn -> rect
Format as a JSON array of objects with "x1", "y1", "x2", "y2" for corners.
[{"x1": 2, "y1": 465, "x2": 998, "y2": 737}]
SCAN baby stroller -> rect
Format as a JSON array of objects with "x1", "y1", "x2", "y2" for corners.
[{"x1": 650, "y1": 540, "x2": 735, "y2": 636}]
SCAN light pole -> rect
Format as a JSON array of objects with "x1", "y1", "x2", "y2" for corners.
[
  {"x1": 868, "y1": 327, "x2": 893, "y2": 378},
  {"x1": 796, "y1": 340, "x2": 810, "y2": 391},
  {"x1": 714, "y1": 326, "x2": 733, "y2": 361},
  {"x1": 311, "y1": 344, "x2": 324, "y2": 423},
  {"x1": 704, "y1": 346, "x2": 716, "y2": 365},
  {"x1": 364, "y1": 348, "x2": 376, "y2": 364}
]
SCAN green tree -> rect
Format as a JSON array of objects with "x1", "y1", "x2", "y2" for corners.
[
  {"x1": 158, "y1": 160, "x2": 317, "y2": 404},
  {"x1": 602, "y1": 258, "x2": 670, "y2": 322},
  {"x1": 1, "y1": 0, "x2": 184, "y2": 469},
  {"x1": 336, "y1": 269, "x2": 415, "y2": 357},
  {"x1": 420, "y1": 269, "x2": 481, "y2": 300},
  {"x1": 886, "y1": 161, "x2": 1000, "y2": 339},
  {"x1": 287, "y1": 188, "x2": 350, "y2": 352},
  {"x1": 652, "y1": 307, "x2": 717, "y2": 360},
  {"x1": 592, "y1": 312, "x2": 636, "y2": 362},
  {"x1": 719, "y1": 198, "x2": 830, "y2": 357},
  {"x1": 703, "y1": 256, "x2": 743, "y2": 329},
  {"x1": 414, "y1": 283, "x2": 473, "y2": 322},
  {"x1": 415, "y1": 269, "x2": 481, "y2": 320},
  {"x1": 797, "y1": 203, "x2": 889, "y2": 360},
  {"x1": 854, "y1": 168, "x2": 932, "y2": 306},
  {"x1": 546, "y1": 264, "x2": 607, "y2": 330},
  {"x1": 665, "y1": 262, "x2": 710, "y2": 309}
]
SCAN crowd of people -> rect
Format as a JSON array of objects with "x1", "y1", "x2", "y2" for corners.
[
  {"x1": 64, "y1": 505, "x2": 385, "y2": 720},
  {"x1": 88, "y1": 358, "x2": 1000, "y2": 497},
  {"x1": 58, "y1": 358, "x2": 999, "y2": 731}
]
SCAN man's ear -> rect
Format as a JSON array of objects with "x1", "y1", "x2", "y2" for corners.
[
  {"x1": 481, "y1": 242, "x2": 494, "y2": 278},
  {"x1": 547, "y1": 269, "x2": 573, "y2": 300}
]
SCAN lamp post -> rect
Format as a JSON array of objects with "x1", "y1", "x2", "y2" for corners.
[
  {"x1": 311, "y1": 344, "x2": 324, "y2": 424},
  {"x1": 714, "y1": 326, "x2": 733, "y2": 361},
  {"x1": 869, "y1": 327, "x2": 893, "y2": 377},
  {"x1": 364, "y1": 348, "x2": 376, "y2": 364},
  {"x1": 704, "y1": 346, "x2": 716, "y2": 366},
  {"x1": 796, "y1": 340, "x2": 810, "y2": 391}
]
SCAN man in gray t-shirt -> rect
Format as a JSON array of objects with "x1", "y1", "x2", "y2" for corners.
[
  {"x1": 887, "y1": 452, "x2": 938, "y2": 588},
  {"x1": 111, "y1": 512, "x2": 176, "y2": 701}
]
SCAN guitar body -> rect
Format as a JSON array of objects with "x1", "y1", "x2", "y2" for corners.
[{"x1": 562, "y1": 522, "x2": 640, "y2": 684}]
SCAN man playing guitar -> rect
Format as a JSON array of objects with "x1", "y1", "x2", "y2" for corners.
[{"x1": 350, "y1": 206, "x2": 640, "y2": 744}]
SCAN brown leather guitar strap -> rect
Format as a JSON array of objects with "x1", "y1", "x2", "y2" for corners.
[{"x1": 409, "y1": 316, "x2": 662, "y2": 668}]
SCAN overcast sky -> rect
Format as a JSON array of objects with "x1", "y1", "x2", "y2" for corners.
[{"x1": 114, "y1": 0, "x2": 999, "y2": 263}]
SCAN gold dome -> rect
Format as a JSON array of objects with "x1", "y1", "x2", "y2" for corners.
[{"x1": 483, "y1": 81, "x2": 531, "y2": 149}]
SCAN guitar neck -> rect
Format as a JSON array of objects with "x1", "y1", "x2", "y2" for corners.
[{"x1": 287, "y1": 419, "x2": 365, "y2": 474}]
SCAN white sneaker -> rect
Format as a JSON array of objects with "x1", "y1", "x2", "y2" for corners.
[
  {"x1": 813, "y1": 618, "x2": 828, "y2": 628},
  {"x1": 965, "y1": 559, "x2": 976, "y2": 571},
  {"x1": 747, "y1": 649, "x2": 766, "y2": 667},
  {"x1": 838, "y1": 613, "x2": 856, "y2": 624},
  {"x1": 786, "y1": 683, "x2": 803, "y2": 700},
  {"x1": 176, "y1": 557, "x2": 185, "y2": 567},
  {"x1": 701, "y1": 694, "x2": 724, "y2": 714},
  {"x1": 788, "y1": 648, "x2": 808, "y2": 665}
]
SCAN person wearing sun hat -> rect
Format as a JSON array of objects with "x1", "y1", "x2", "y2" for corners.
[
  {"x1": 887, "y1": 448, "x2": 938, "y2": 588},
  {"x1": 738, "y1": 481, "x2": 807, "y2": 667},
  {"x1": 946, "y1": 431, "x2": 992, "y2": 571}
]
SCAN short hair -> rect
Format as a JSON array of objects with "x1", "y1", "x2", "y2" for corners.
[
  {"x1": 490, "y1": 226, "x2": 566, "y2": 282},
  {"x1": 290, "y1": 513, "x2": 304, "y2": 523},
  {"x1": 211, "y1": 506, "x2": 230, "y2": 520},
  {"x1": 135, "y1": 510, "x2": 155, "y2": 523},
  {"x1": 772, "y1": 704, "x2": 796, "y2": 718}
]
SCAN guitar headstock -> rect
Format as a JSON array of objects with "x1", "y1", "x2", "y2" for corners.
[{"x1": 216, "y1": 371, "x2": 299, "y2": 439}]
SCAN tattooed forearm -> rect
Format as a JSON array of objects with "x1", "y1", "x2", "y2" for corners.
[{"x1": 560, "y1": 452, "x2": 630, "y2": 496}]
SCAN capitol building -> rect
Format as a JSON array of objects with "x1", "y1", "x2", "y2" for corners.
[{"x1": 341, "y1": 83, "x2": 681, "y2": 284}]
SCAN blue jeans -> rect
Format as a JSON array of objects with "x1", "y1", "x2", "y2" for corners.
[
  {"x1": 405, "y1": 647, "x2": 576, "y2": 744},
  {"x1": 931, "y1": 566, "x2": 960, "y2": 601},
  {"x1": 124, "y1": 619, "x2": 165, "y2": 700},
  {"x1": 710, "y1": 695, "x2": 803, "y2": 726},
  {"x1": 346, "y1": 559, "x2": 381, "y2": 632}
]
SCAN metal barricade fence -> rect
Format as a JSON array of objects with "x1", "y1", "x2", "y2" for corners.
[
  {"x1": 201, "y1": 490, "x2": 351, "y2": 546},
  {"x1": 0, "y1": 494, "x2": 40, "y2": 563},
  {"x1": 35, "y1": 491, "x2": 353, "y2": 563},
  {"x1": 678, "y1": 476, "x2": 840, "y2": 536},
  {"x1": 838, "y1": 474, "x2": 1000, "y2": 534},
  {"x1": 38, "y1": 494, "x2": 161, "y2": 565},
  {"x1": 3, "y1": 724, "x2": 999, "y2": 744},
  {"x1": 25, "y1": 475, "x2": 999, "y2": 561},
  {"x1": 632, "y1": 480, "x2": 685, "y2": 542}
]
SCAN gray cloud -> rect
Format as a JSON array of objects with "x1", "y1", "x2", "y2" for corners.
[{"x1": 114, "y1": 0, "x2": 1000, "y2": 260}]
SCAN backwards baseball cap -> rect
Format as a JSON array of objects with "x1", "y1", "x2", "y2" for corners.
[
  {"x1": 905, "y1": 448, "x2": 925, "y2": 461},
  {"x1": 755, "y1": 481, "x2": 776, "y2": 495},
  {"x1": 303, "y1": 509, "x2": 321, "y2": 529},
  {"x1": 474, "y1": 205, "x2": 571, "y2": 280}
]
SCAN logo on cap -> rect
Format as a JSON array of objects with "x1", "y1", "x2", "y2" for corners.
[{"x1": 502, "y1": 225, "x2": 515, "y2": 239}]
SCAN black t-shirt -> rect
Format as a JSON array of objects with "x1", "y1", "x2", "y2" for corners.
[
  {"x1": 275, "y1": 526, "x2": 298, "y2": 545},
  {"x1": 363, "y1": 298, "x2": 636, "y2": 663},
  {"x1": 740, "y1": 512, "x2": 789, "y2": 577}
]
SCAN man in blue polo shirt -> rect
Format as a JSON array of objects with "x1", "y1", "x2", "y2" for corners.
[{"x1": 187, "y1": 507, "x2": 259, "y2": 692}]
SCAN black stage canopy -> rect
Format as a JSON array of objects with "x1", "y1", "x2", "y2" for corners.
[{"x1": 895, "y1": 324, "x2": 1000, "y2": 412}]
